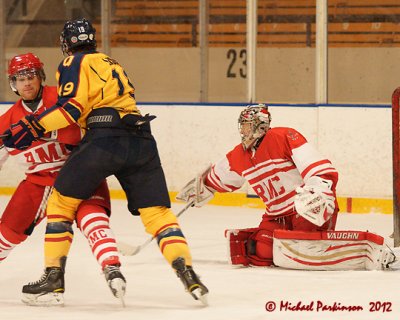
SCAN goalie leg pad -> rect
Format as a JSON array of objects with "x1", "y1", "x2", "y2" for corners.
[
  {"x1": 273, "y1": 229, "x2": 387, "y2": 270},
  {"x1": 225, "y1": 228, "x2": 256, "y2": 266},
  {"x1": 225, "y1": 228, "x2": 274, "y2": 267},
  {"x1": 247, "y1": 229, "x2": 274, "y2": 266}
]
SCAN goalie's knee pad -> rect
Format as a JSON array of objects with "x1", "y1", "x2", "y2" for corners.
[
  {"x1": 248, "y1": 229, "x2": 274, "y2": 266},
  {"x1": 225, "y1": 228, "x2": 274, "y2": 267}
]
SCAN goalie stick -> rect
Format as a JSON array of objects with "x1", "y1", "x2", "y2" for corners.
[{"x1": 118, "y1": 201, "x2": 195, "y2": 256}]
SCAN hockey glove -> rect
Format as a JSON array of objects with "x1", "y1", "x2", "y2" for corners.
[
  {"x1": 176, "y1": 165, "x2": 214, "y2": 207},
  {"x1": 2, "y1": 115, "x2": 46, "y2": 150},
  {"x1": 294, "y1": 176, "x2": 336, "y2": 227}
]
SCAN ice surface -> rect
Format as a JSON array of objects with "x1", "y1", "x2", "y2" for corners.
[{"x1": 0, "y1": 196, "x2": 399, "y2": 320}]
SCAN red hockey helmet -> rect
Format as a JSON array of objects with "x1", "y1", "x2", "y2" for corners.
[
  {"x1": 8, "y1": 53, "x2": 46, "y2": 93},
  {"x1": 238, "y1": 104, "x2": 271, "y2": 149}
]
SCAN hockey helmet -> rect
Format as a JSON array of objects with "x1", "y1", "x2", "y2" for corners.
[
  {"x1": 238, "y1": 104, "x2": 271, "y2": 149},
  {"x1": 60, "y1": 18, "x2": 97, "y2": 56},
  {"x1": 8, "y1": 53, "x2": 46, "y2": 94}
]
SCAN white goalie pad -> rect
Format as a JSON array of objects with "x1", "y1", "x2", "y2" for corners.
[
  {"x1": 176, "y1": 165, "x2": 214, "y2": 207},
  {"x1": 272, "y1": 229, "x2": 393, "y2": 271}
]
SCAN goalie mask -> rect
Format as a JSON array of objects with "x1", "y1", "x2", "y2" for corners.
[
  {"x1": 60, "y1": 18, "x2": 97, "y2": 56},
  {"x1": 8, "y1": 53, "x2": 46, "y2": 94},
  {"x1": 238, "y1": 104, "x2": 271, "y2": 150}
]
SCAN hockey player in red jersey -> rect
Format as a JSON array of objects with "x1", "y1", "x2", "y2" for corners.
[
  {"x1": 0, "y1": 53, "x2": 124, "y2": 306},
  {"x1": 178, "y1": 104, "x2": 398, "y2": 270}
]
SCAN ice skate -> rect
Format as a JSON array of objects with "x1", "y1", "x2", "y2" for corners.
[
  {"x1": 172, "y1": 257, "x2": 209, "y2": 306},
  {"x1": 104, "y1": 264, "x2": 126, "y2": 307},
  {"x1": 21, "y1": 267, "x2": 65, "y2": 307}
]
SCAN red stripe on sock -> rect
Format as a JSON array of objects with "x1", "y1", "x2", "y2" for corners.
[
  {"x1": 160, "y1": 239, "x2": 187, "y2": 253},
  {"x1": 45, "y1": 236, "x2": 73, "y2": 243}
]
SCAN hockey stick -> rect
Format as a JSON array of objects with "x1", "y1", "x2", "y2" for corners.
[
  {"x1": 0, "y1": 134, "x2": 9, "y2": 139},
  {"x1": 118, "y1": 201, "x2": 195, "y2": 256}
]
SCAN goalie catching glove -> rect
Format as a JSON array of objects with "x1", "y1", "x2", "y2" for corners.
[
  {"x1": 176, "y1": 165, "x2": 214, "y2": 207},
  {"x1": 294, "y1": 176, "x2": 336, "y2": 227}
]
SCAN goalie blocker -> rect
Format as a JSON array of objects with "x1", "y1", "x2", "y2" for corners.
[{"x1": 226, "y1": 229, "x2": 397, "y2": 270}]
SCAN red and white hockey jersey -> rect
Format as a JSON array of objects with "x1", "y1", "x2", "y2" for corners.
[
  {"x1": 205, "y1": 127, "x2": 338, "y2": 218},
  {"x1": 0, "y1": 86, "x2": 82, "y2": 186}
]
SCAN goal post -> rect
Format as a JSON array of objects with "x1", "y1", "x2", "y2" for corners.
[{"x1": 392, "y1": 87, "x2": 400, "y2": 246}]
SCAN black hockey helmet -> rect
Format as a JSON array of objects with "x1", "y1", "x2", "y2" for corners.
[{"x1": 60, "y1": 18, "x2": 97, "y2": 56}]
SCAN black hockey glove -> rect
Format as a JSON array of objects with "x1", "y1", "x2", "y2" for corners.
[{"x1": 2, "y1": 115, "x2": 46, "y2": 150}]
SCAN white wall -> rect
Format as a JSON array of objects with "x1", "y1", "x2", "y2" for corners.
[{"x1": 0, "y1": 103, "x2": 391, "y2": 199}]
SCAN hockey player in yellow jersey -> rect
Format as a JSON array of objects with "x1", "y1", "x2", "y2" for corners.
[{"x1": 3, "y1": 18, "x2": 208, "y2": 306}]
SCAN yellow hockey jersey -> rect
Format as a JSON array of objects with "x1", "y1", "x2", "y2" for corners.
[{"x1": 38, "y1": 51, "x2": 140, "y2": 131}]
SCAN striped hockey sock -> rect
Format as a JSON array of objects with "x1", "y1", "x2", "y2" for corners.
[{"x1": 77, "y1": 208, "x2": 120, "y2": 269}]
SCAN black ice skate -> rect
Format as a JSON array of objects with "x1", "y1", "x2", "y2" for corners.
[
  {"x1": 21, "y1": 267, "x2": 65, "y2": 306},
  {"x1": 104, "y1": 264, "x2": 127, "y2": 307},
  {"x1": 172, "y1": 257, "x2": 209, "y2": 306}
]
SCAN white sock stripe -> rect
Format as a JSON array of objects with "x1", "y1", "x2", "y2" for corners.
[
  {"x1": 93, "y1": 242, "x2": 118, "y2": 257},
  {"x1": 87, "y1": 227, "x2": 115, "y2": 245},
  {"x1": 79, "y1": 212, "x2": 110, "y2": 234},
  {"x1": 80, "y1": 212, "x2": 109, "y2": 228},
  {"x1": 83, "y1": 222, "x2": 109, "y2": 237},
  {"x1": 98, "y1": 252, "x2": 120, "y2": 266}
]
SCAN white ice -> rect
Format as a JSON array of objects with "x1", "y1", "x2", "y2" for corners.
[{"x1": 0, "y1": 196, "x2": 399, "y2": 320}]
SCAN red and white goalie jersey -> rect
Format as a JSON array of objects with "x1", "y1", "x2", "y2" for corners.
[
  {"x1": 205, "y1": 127, "x2": 338, "y2": 218},
  {"x1": 0, "y1": 86, "x2": 82, "y2": 186}
]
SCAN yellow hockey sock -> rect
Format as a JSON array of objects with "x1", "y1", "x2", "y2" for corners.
[
  {"x1": 44, "y1": 221, "x2": 74, "y2": 267},
  {"x1": 139, "y1": 206, "x2": 192, "y2": 265},
  {"x1": 44, "y1": 189, "x2": 82, "y2": 267}
]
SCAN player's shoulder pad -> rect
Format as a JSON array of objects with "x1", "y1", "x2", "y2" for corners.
[
  {"x1": 228, "y1": 143, "x2": 245, "y2": 156},
  {"x1": 267, "y1": 127, "x2": 305, "y2": 141},
  {"x1": 57, "y1": 52, "x2": 87, "y2": 75}
]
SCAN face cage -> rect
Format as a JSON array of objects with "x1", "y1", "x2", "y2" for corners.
[
  {"x1": 238, "y1": 115, "x2": 270, "y2": 149},
  {"x1": 9, "y1": 69, "x2": 44, "y2": 93}
]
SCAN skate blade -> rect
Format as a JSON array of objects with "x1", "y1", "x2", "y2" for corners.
[
  {"x1": 109, "y1": 278, "x2": 126, "y2": 307},
  {"x1": 191, "y1": 288, "x2": 209, "y2": 306},
  {"x1": 21, "y1": 292, "x2": 64, "y2": 307}
]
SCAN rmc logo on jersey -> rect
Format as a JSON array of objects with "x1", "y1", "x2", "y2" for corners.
[
  {"x1": 23, "y1": 142, "x2": 70, "y2": 164},
  {"x1": 326, "y1": 232, "x2": 360, "y2": 240}
]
